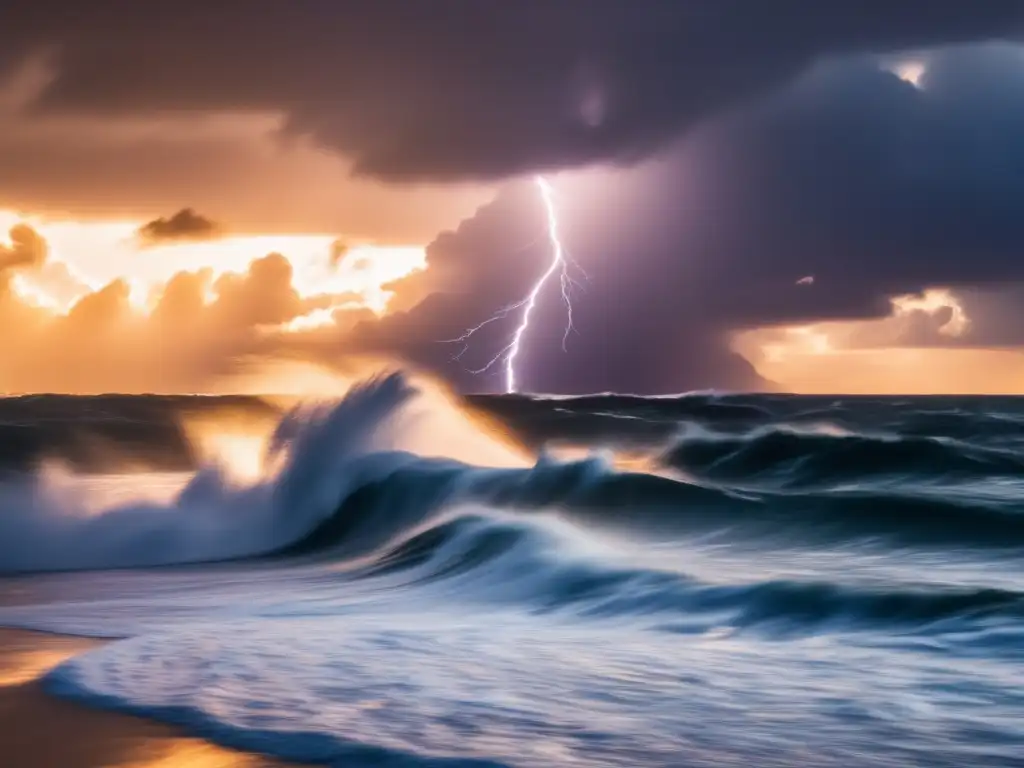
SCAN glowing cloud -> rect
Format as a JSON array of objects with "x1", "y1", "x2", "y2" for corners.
[
  {"x1": 0, "y1": 210, "x2": 425, "y2": 315},
  {"x1": 886, "y1": 57, "x2": 927, "y2": 87},
  {"x1": 891, "y1": 288, "x2": 968, "y2": 337}
]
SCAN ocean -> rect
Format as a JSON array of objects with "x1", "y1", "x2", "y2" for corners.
[{"x1": 1, "y1": 371, "x2": 1023, "y2": 766}]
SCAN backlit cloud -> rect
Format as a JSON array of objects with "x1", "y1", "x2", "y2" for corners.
[
  {"x1": 0, "y1": 223, "x2": 47, "y2": 270},
  {"x1": 0, "y1": 220, "x2": 425, "y2": 394}
]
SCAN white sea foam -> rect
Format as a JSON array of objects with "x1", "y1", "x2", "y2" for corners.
[{"x1": 40, "y1": 609, "x2": 1024, "y2": 768}]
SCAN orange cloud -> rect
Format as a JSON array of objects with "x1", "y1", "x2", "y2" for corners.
[
  {"x1": 0, "y1": 223, "x2": 47, "y2": 270},
  {"x1": 742, "y1": 347, "x2": 1024, "y2": 395},
  {"x1": 0, "y1": 221, "x2": 423, "y2": 394},
  {"x1": 730, "y1": 288, "x2": 1024, "y2": 394}
]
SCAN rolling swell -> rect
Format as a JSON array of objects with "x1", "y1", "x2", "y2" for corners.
[
  {"x1": 272, "y1": 453, "x2": 730, "y2": 562},
  {"x1": 268, "y1": 453, "x2": 1024, "y2": 567},
  {"x1": 662, "y1": 426, "x2": 1024, "y2": 487},
  {"x1": 341, "y1": 510, "x2": 1024, "y2": 637}
]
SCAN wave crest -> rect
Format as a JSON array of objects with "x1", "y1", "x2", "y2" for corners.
[
  {"x1": 0, "y1": 373, "x2": 426, "y2": 573},
  {"x1": 352, "y1": 509, "x2": 1024, "y2": 635}
]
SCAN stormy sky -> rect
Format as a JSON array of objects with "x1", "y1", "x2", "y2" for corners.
[{"x1": 2, "y1": 1, "x2": 1024, "y2": 394}]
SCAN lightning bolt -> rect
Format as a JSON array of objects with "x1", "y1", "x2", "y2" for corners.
[{"x1": 446, "y1": 175, "x2": 581, "y2": 393}]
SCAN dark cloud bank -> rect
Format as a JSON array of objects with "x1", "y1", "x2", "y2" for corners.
[
  {"x1": 4, "y1": 2, "x2": 1024, "y2": 393},
  {"x1": 4, "y1": 1, "x2": 1021, "y2": 181},
  {"x1": 358, "y1": 43, "x2": 1024, "y2": 393}
]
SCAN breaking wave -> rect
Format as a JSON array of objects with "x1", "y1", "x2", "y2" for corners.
[{"x1": 4, "y1": 373, "x2": 1024, "y2": 578}]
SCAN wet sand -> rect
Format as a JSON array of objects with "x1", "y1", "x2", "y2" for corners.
[{"x1": 0, "y1": 628, "x2": 293, "y2": 768}]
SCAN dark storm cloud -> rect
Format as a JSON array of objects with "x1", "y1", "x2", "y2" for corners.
[
  {"x1": 332, "y1": 183, "x2": 770, "y2": 394},
  {"x1": 663, "y1": 43, "x2": 1024, "y2": 330},
  {"x1": 137, "y1": 208, "x2": 222, "y2": 245},
  {"x1": 5, "y1": 3, "x2": 1024, "y2": 393},
  {"x1": 333, "y1": 43, "x2": 1024, "y2": 393},
  {"x1": 341, "y1": 184, "x2": 559, "y2": 392},
  {"x1": 2, "y1": 0, "x2": 1022, "y2": 181},
  {"x1": 515, "y1": 42, "x2": 1024, "y2": 357}
]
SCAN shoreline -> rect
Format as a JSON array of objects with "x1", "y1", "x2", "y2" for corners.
[{"x1": 0, "y1": 628, "x2": 294, "y2": 767}]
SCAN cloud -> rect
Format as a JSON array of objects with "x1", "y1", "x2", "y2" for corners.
[
  {"x1": 3, "y1": 2, "x2": 1021, "y2": 182},
  {"x1": 322, "y1": 184, "x2": 770, "y2": 394},
  {"x1": 318, "y1": 42, "x2": 1024, "y2": 394},
  {"x1": 504, "y1": 43, "x2": 1024, "y2": 343},
  {"x1": 138, "y1": 208, "x2": 222, "y2": 245},
  {"x1": 329, "y1": 241, "x2": 349, "y2": 267},
  {"x1": 0, "y1": 223, "x2": 47, "y2": 271},
  {"x1": 0, "y1": 56, "x2": 493, "y2": 240},
  {"x1": 11, "y1": 37, "x2": 1024, "y2": 395},
  {"x1": 653, "y1": 43, "x2": 1024, "y2": 337},
  {"x1": 0, "y1": 228, "x2": 365, "y2": 393}
]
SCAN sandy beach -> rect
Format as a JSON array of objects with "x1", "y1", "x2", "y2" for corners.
[{"x1": 0, "y1": 628, "x2": 293, "y2": 768}]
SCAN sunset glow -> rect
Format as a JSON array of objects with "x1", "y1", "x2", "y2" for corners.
[
  {"x1": 0, "y1": 210, "x2": 426, "y2": 315},
  {"x1": 729, "y1": 288, "x2": 1015, "y2": 394}
]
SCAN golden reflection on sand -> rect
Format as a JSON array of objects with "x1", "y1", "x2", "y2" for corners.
[{"x1": 0, "y1": 629, "x2": 291, "y2": 767}]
